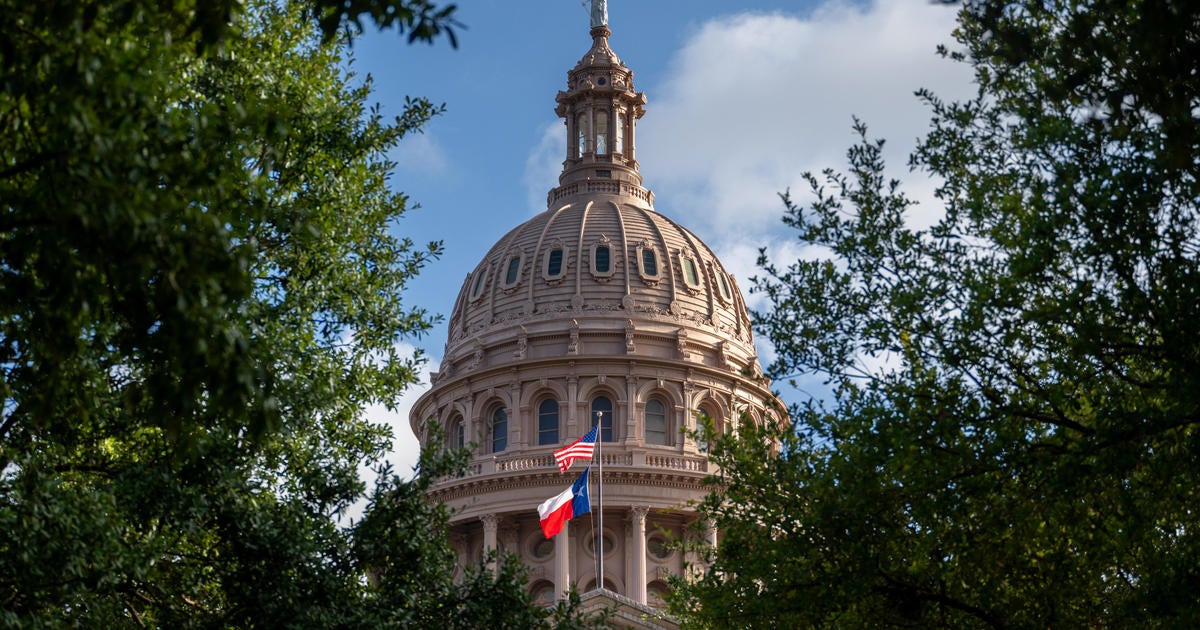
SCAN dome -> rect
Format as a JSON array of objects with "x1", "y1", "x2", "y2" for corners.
[{"x1": 438, "y1": 197, "x2": 758, "y2": 382}]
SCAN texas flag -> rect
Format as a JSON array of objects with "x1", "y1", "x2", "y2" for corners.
[{"x1": 537, "y1": 466, "x2": 591, "y2": 538}]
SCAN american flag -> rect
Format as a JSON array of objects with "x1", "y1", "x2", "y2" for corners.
[{"x1": 553, "y1": 426, "x2": 597, "y2": 473}]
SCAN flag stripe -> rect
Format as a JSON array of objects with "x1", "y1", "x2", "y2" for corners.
[{"x1": 553, "y1": 426, "x2": 597, "y2": 473}]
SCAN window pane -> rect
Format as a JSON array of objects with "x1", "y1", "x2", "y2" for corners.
[
  {"x1": 641, "y1": 249, "x2": 657, "y2": 276},
  {"x1": 595, "y1": 246, "x2": 610, "y2": 273},
  {"x1": 576, "y1": 113, "x2": 587, "y2": 156},
  {"x1": 615, "y1": 113, "x2": 625, "y2": 154},
  {"x1": 491, "y1": 409, "x2": 507, "y2": 452},
  {"x1": 506, "y1": 257, "x2": 521, "y2": 284},
  {"x1": 683, "y1": 257, "x2": 699, "y2": 286},
  {"x1": 538, "y1": 399, "x2": 559, "y2": 445},
  {"x1": 591, "y1": 396, "x2": 614, "y2": 442},
  {"x1": 472, "y1": 270, "x2": 487, "y2": 297},
  {"x1": 646, "y1": 399, "x2": 667, "y2": 445},
  {"x1": 596, "y1": 112, "x2": 608, "y2": 154},
  {"x1": 547, "y1": 249, "x2": 563, "y2": 276}
]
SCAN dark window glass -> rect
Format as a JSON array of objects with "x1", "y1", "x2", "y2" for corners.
[
  {"x1": 642, "y1": 249, "x2": 658, "y2": 276},
  {"x1": 505, "y1": 257, "x2": 521, "y2": 284},
  {"x1": 591, "y1": 396, "x2": 614, "y2": 442},
  {"x1": 472, "y1": 270, "x2": 487, "y2": 297},
  {"x1": 538, "y1": 399, "x2": 559, "y2": 445},
  {"x1": 682, "y1": 257, "x2": 699, "y2": 286},
  {"x1": 491, "y1": 408, "x2": 507, "y2": 453},
  {"x1": 595, "y1": 246, "x2": 610, "y2": 273},
  {"x1": 646, "y1": 399, "x2": 667, "y2": 445},
  {"x1": 548, "y1": 249, "x2": 563, "y2": 276}
]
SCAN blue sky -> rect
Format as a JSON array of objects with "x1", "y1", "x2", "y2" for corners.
[{"x1": 349, "y1": 0, "x2": 977, "y2": 476}]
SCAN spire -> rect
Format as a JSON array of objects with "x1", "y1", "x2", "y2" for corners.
[{"x1": 549, "y1": 1, "x2": 652, "y2": 207}]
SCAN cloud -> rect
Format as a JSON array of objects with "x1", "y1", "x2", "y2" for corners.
[
  {"x1": 640, "y1": 0, "x2": 974, "y2": 243},
  {"x1": 391, "y1": 131, "x2": 449, "y2": 177},
  {"x1": 523, "y1": 121, "x2": 565, "y2": 214}
]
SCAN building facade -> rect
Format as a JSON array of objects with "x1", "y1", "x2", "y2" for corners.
[{"x1": 408, "y1": 5, "x2": 780, "y2": 611}]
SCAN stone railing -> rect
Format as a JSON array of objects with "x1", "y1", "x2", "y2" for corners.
[
  {"x1": 644, "y1": 453, "x2": 708, "y2": 472},
  {"x1": 434, "y1": 448, "x2": 706, "y2": 486},
  {"x1": 547, "y1": 181, "x2": 654, "y2": 206}
]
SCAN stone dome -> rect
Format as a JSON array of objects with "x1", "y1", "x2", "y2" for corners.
[{"x1": 438, "y1": 196, "x2": 759, "y2": 381}]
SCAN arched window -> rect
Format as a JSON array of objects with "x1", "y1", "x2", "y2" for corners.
[
  {"x1": 594, "y1": 244, "x2": 611, "y2": 274},
  {"x1": 591, "y1": 396, "x2": 614, "y2": 442},
  {"x1": 697, "y1": 405, "x2": 721, "y2": 453},
  {"x1": 681, "y1": 255, "x2": 701, "y2": 288},
  {"x1": 595, "y1": 112, "x2": 608, "y2": 154},
  {"x1": 641, "y1": 249, "x2": 658, "y2": 276},
  {"x1": 576, "y1": 112, "x2": 588, "y2": 156},
  {"x1": 470, "y1": 266, "x2": 489, "y2": 300},
  {"x1": 504, "y1": 255, "x2": 522, "y2": 286},
  {"x1": 716, "y1": 271, "x2": 733, "y2": 301},
  {"x1": 447, "y1": 414, "x2": 465, "y2": 450},
  {"x1": 538, "y1": 399, "x2": 559, "y2": 446},
  {"x1": 545, "y1": 248, "x2": 564, "y2": 278},
  {"x1": 645, "y1": 398, "x2": 668, "y2": 445},
  {"x1": 490, "y1": 408, "x2": 508, "y2": 453}
]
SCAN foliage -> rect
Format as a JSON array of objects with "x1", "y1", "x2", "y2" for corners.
[
  {"x1": 671, "y1": 0, "x2": 1200, "y2": 627},
  {"x1": 0, "y1": 0, "x2": 570, "y2": 627}
]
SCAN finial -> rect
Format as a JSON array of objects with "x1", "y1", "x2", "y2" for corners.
[{"x1": 590, "y1": 0, "x2": 607, "y2": 29}]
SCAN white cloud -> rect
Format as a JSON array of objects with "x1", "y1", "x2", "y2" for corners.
[
  {"x1": 391, "y1": 131, "x2": 449, "y2": 177},
  {"x1": 640, "y1": 0, "x2": 974, "y2": 240},
  {"x1": 524, "y1": 121, "x2": 565, "y2": 214}
]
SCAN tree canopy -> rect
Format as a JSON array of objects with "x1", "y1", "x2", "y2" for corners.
[
  {"x1": 671, "y1": 0, "x2": 1200, "y2": 627},
  {"x1": 0, "y1": 1, "x2": 589, "y2": 626}
]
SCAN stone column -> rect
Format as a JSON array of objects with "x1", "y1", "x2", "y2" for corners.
[
  {"x1": 630, "y1": 505, "x2": 649, "y2": 604},
  {"x1": 705, "y1": 518, "x2": 718, "y2": 548},
  {"x1": 555, "y1": 521, "x2": 571, "y2": 599},
  {"x1": 481, "y1": 513, "x2": 499, "y2": 576}
]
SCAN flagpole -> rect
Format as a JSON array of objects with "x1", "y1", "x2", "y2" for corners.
[{"x1": 595, "y1": 410, "x2": 603, "y2": 591}]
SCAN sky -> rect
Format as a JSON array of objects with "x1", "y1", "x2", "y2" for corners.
[{"x1": 347, "y1": 0, "x2": 978, "y2": 480}]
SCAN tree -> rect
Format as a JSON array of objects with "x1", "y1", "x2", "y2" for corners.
[
  {"x1": 670, "y1": 0, "x2": 1200, "y2": 627},
  {"x1": 1, "y1": 1, "x2": 586, "y2": 627}
]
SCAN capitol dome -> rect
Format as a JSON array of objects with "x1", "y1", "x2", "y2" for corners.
[{"x1": 410, "y1": 5, "x2": 780, "y2": 619}]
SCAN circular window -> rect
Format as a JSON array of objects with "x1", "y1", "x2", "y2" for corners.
[
  {"x1": 531, "y1": 537, "x2": 554, "y2": 560},
  {"x1": 584, "y1": 529, "x2": 616, "y2": 557},
  {"x1": 647, "y1": 535, "x2": 672, "y2": 560},
  {"x1": 597, "y1": 76, "x2": 607, "y2": 86},
  {"x1": 531, "y1": 581, "x2": 555, "y2": 604}
]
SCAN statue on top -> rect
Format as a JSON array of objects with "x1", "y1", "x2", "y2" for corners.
[{"x1": 590, "y1": 0, "x2": 607, "y2": 29}]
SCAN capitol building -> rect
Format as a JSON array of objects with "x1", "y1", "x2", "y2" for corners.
[{"x1": 408, "y1": 3, "x2": 781, "y2": 623}]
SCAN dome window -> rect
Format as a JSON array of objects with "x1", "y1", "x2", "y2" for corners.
[
  {"x1": 470, "y1": 267, "x2": 490, "y2": 300},
  {"x1": 490, "y1": 407, "x2": 508, "y2": 453},
  {"x1": 537, "y1": 399, "x2": 560, "y2": 445},
  {"x1": 680, "y1": 254, "x2": 702, "y2": 289},
  {"x1": 543, "y1": 247, "x2": 566, "y2": 281},
  {"x1": 636, "y1": 243, "x2": 660, "y2": 285},
  {"x1": 716, "y1": 270, "x2": 733, "y2": 302},
  {"x1": 502, "y1": 254, "x2": 523, "y2": 289},
  {"x1": 591, "y1": 238, "x2": 615, "y2": 278},
  {"x1": 645, "y1": 398, "x2": 669, "y2": 446}
]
